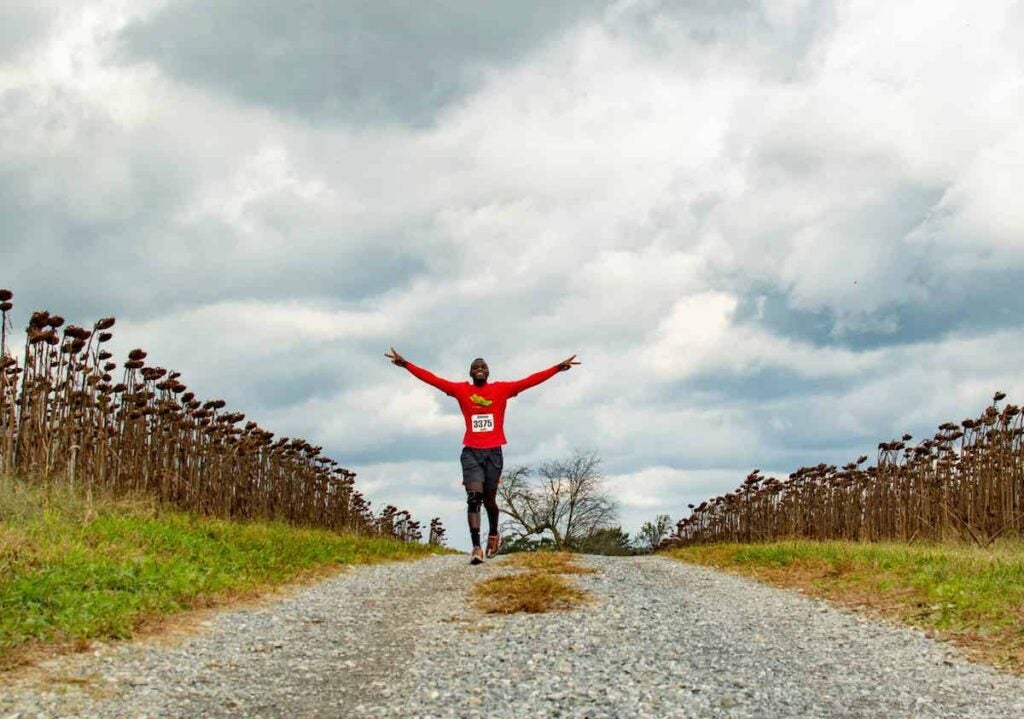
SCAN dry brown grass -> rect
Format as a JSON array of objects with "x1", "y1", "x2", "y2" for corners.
[
  {"x1": 471, "y1": 552, "x2": 597, "y2": 614},
  {"x1": 472, "y1": 571, "x2": 591, "y2": 614},
  {"x1": 503, "y1": 551, "x2": 598, "y2": 574},
  {"x1": 0, "y1": 525, "x2": 29, "y2": 566}
]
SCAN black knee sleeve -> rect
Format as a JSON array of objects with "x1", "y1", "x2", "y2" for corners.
[{"x1": 467, "y1": 490, "x2": 484, "y2": 514}]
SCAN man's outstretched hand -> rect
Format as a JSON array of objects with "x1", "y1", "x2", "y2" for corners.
[
  {"x1": 557, "y1": 354, "x2": 581, "y2": 372},
  {"x1": 385, "y1": 347, "x2": 408, "y2": 368}
]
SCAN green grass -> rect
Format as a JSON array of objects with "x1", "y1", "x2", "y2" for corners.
[
  {"x1": 668, "y1": 540, "x2": 1024, "y2": 671},
  {"x1": 0, "y1": 474, "x2": 439, "y2": 668}
]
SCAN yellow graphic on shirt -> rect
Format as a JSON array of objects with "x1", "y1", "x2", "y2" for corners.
[{"x1": 469, "y1": 394, "x2": 493, "y2": 407}]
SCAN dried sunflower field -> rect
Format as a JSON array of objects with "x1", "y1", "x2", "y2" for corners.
[
  {"x1": 0, "y1": 288, "x2": 442, "y2": 544},
  {"x1": 671, "y1": 392, "x2": 1024, "y2": 547}
]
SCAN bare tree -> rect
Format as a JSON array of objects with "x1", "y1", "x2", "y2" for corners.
[{"x1": 498, "y1": 449, "x2": 618, "y2": 550}]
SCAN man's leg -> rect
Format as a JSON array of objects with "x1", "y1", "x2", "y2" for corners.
[
  {"x1": 483, "y1": 483, "x2": 500, "y2": 556},
  {"x1": 461, "y1": 447, "x2": 486, "y2": 552},
  {"x1": 465, "y1": 480, "x2": 484, "y2": 549},
  {"x1": 483, "y1": 448, "x2": 503, "y2": 557},
  {"x1": 483, "y1": 484, "x2": 499, "y2": 538}
]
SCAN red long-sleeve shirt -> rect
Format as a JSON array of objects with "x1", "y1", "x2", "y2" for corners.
[{"x1": 404, "y1": 361, "x2": 561, "y2": 448}]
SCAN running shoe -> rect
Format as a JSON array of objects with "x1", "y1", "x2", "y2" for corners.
[
  {"x1": 486, "y1": 534, "x2": 500, "y2": 558},
  {"x1": 470, "y1": 546, "x2": 485, "y2": 565}
]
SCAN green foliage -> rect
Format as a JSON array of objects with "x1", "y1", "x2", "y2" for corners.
[
  {"x1": 636, "y1": 514, "x2": 672, "y2": 552},
  {"x1": 502, "y1": 526, "x2": 634, "y2": 555},
  {"x1": 0, "y1": 475, "x2": 436, "y2": 665},
  {"x1": 574, "y1": 526, "x2": 633, "y2": 556},
  {"x1": 498, "y1": 534, "x2": 558, "y2": 553}
]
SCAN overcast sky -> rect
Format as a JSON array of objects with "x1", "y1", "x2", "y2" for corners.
[{"x1": 3, "y1": 0, "x2": 1023, "y2": 549}]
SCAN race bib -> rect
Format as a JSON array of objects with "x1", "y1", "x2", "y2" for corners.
[{"x1": 471, "y1": 413, "x2": 494, "y2": 432}]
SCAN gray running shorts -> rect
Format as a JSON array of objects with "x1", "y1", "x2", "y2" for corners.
[{"x1": 460, "y1": 446, "x2": 503, "y2": 488}]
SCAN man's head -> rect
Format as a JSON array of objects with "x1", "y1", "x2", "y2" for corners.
[{"x1": 469, "y1": 357, "x2": 489, "y2": 385}]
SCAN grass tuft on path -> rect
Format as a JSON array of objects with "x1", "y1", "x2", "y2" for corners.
[
  {"x1": 472, "y1": 552, "x2": 593, "y2": 614},
  {"x1": 503, "y1": 551, "x2": 599, "y2": 575},
  {"x1": 668, "y1": 541, "x2": 1024, "y2": 672},
  {"x1": 0, "y1": 474, "x2": 439, "y2": 670}
]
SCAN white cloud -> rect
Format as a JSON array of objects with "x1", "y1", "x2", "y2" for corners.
[
  {"x1": 603, "y1": 464, "x2": 796, "y2": 549},
  {"x1": 647, "y1": 292, "x2": 881, "y2": 380},
  {"x1": 3, "y1": 0, "x2": 1024, "y2": 551},
  {"x1": 117, "y1": 299, "x2": 400, "y2": 355},
  {"x1": 349, "y1": 460, "x2": 467, "y2": 546},
  {"x1": 908, "y1": 127, "x2": 1024, "y2": 265}
]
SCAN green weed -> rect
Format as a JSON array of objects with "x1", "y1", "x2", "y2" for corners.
[
  {"x1": 0, "y1": 475, "x2": 437, "y2": 669},
  {"x1": 670, "y1": 540, "x2": 1024, "y2": 672}
]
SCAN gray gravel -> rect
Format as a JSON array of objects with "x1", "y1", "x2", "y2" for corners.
[{"x1": 3, "y1": 554, "x2": 1024, "y2": 718}]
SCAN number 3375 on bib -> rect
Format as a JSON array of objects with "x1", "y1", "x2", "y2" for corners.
[{"x1": 471, "y1": 413, "x2": 494, "y2": 432}]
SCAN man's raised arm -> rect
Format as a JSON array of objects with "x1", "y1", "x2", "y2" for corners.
[
  {"x1": 385, "y1": 347, "x2": 460, "y2": 396},
  {"x1": 507, "y1": 354, "x2": 580, "y2": 397}
]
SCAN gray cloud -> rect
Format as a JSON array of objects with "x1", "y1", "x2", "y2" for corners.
[
  {"x1": 119, "y1": 0, "x2": 599, "y2": 127},
  {"x1": 0, "y1": 2, "x2": 56, "y2": 60},
  {"x1": 605, "y1": 0, "x2": 837, "y2": 82}
]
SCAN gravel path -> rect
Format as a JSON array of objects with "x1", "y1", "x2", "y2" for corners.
[{"x1": 3, "y1": 554, "x2": 1024, "y2": 718}]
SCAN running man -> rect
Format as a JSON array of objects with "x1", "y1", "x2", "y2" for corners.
[{"x1": 384, "y1": 349, "x2": 580, "y2": 564}]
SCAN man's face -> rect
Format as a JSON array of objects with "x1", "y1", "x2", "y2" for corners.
[{"x1": 469, "y1": 358, "x2": 489, "y2": 383}]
